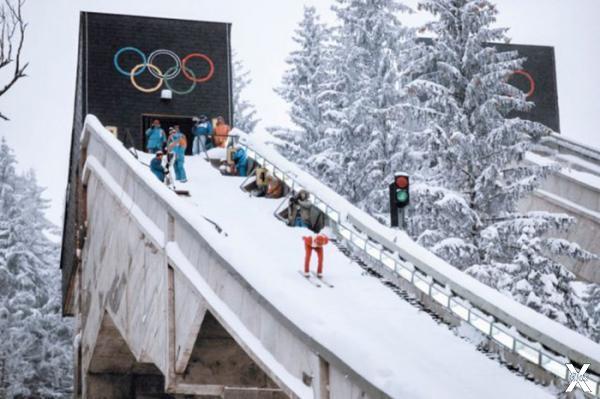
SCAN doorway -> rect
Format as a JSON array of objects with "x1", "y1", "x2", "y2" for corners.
[{"x1": 141, "y1": 113, "x2": 196, "y2": 155}]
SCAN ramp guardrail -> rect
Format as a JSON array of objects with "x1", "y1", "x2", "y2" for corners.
[{"x1": 243, "y1": 142, "x2": 600, "y2": 397}]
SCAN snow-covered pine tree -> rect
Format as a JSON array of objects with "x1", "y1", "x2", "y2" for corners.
[
  {"x1": 317, "y1": 0, "x2": 421, "y2": 215},
  {"x1": 587, "y1": 285, "x2": 600, "y2": 342},
  {"x1": 232, "y1": 51, "x2": 260, "y2": 133},
  {"x1": 0, "y1": 138, "x2": 72, "y2": 397},
  {"x1": 274, "y1": 6, "x2": 332, "y2": 169},
  {"x1": 409, "y1": 0, "x2": 595, "y2": 334}
]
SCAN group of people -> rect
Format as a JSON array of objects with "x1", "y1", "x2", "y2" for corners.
[
  {"x1": 191, "y1": 115, "x2": 231, "y2": 155},
  {"x1": 147, "y1": 116, "x2": 234, "y2": 184},
  {"x1": 146, "y1": 117, "x2": 328, "y2": 277},
  {"x1": 285, "y1": 189, "x2": 329, "y2": 277},
  {"x1": 147, "y1": 120, "x2": 188, "y2": 183}
]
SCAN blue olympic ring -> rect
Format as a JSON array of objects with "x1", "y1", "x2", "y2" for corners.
[{"x1": 113, "y1": 47, "x2": 147, "y2": 77}]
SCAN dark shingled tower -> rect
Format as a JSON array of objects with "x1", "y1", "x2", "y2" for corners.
[{"x1": 61, "y1": 12, "x2": 232, "y2": 314}]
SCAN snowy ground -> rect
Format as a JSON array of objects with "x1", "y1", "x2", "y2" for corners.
[{"x1": 157, "y1": 153, "x2": 553, "y2": 399}]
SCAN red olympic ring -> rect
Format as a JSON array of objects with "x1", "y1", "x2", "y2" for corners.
[
  {"x1": 182, "y1": 53, "x2": 215, "y2": 83},
  {"x1": 511, "y1": 69, "x2": 535, "y2": 98}
]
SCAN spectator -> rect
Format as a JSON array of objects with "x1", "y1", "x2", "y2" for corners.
[
  {"x1": 287, "y1": 190, "x2": 311, "y2": 228},
  {"x1": 192, "y1": 115, "x2": 213, "y2": 155},
  {"x1": 251, "y1": 169, "x2": 269, "y2": 197},
  {"x1": 265, "y1": 175, "x2": 283, "y2": 199},
  {"x1": 150, "y1": 151, "x2": 165, "y2": 182},
  {"x1": 250, "y1": 174, "x2": 283, "y2": 198},
  {"x1": 167, "y1": 125, "x2": 188, "y2": 182},
  {"x1": 145, "y1": 119, "x2": 166, "y2": 153},
  {"x1": 213, "y1": 116, "x2": 230, "y2": 148},
  {"x1": 232, "y1": 146, "x2": 248, "y2": 176}
]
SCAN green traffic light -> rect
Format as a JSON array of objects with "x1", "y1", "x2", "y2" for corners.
[{"x1": 396, "y1": 190, "x2": 408, "y2": 202}]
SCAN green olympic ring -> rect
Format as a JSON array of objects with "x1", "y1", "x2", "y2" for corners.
[{"x1": 163, "y1": 65, "x2": 197, "y2": 95}]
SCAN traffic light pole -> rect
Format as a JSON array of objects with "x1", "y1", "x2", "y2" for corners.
[
  {"x1": 389, "y1": 183, "x2": 399, "y2": 227},
  {"x1": 398, "y1": 208, "x2": 406, "y2": 231}
]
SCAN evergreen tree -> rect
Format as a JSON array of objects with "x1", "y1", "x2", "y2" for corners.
[
  {"x1": 232, "y1": 51, "x2": 260, "y2": 133},
  {"x1": 274, "y1": 6, "x2": 331, "y2": 166},
  {"x1": 317, "y1": 0, "x2": 421, "y2": 215},
  {"x1": 587, "y1": 285, "x2": 600, "y2": 342},
  {"x1": 408, "y1": 0, "x2": 595, "y2": 334},
  {"x1": 0, "y1": 138, "x2": 72, "y2": 397}
]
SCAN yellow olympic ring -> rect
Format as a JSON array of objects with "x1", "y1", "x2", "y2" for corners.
[{"x1": 129, "y1": 63, "x2": 163, "y2": 93}]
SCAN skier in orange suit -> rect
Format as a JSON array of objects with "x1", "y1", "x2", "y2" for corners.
[{"x1": 303, "y1": 234, "x2": 329, "y2": 277}]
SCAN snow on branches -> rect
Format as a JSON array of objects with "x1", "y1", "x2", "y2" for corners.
[
  {"x1": 275, "y1": 0, "x2": 600, "y2": 340},
  {"x1": 411, "y1": 0, "x2": 598, "y2": 337},
  {"x1": 232, "y1": 51, "x2": 260, "y2": 133},
  {"x1": 0, "y1": 138, "x2": 72, "y2": 397}
]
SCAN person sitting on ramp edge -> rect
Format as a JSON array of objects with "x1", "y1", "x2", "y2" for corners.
[
  {"x1": 288, "y1": 190, "x2": 311, "y2": 228},
  {"x1": 150, "y1": 151, "x2": 165, "y2": 182}
]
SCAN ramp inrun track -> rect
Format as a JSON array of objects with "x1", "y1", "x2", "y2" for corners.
[{"x1": 64, "y1": 115, "x2": 600, "y2": 398}]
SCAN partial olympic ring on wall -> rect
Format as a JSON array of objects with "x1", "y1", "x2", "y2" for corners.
[
  {"x1": 147, "y1": 49, "x2": 181, "y2": 80},
  {"x1": 113, "y1": 46, "x2": 215, "y2": 95},
  {"x1": 510, "y1": 69, "x2": 535, "y2": 98},
  {"x1": 130, "y1": 63, "x2": 163, "y2": 93}
]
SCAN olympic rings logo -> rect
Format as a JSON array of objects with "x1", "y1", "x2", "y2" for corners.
[{"x1": 113, "y1": 47, "x2": 215, "y2": 95}]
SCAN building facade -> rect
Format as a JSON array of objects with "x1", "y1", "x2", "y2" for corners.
[{"x1": 62, "y1": 12, "x2": 233, "y2": 314}]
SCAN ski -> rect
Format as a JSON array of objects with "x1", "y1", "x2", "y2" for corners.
[
  {"x1": 311, "y1": 272, "x2": 334, "y2": 288},
  {"x1": 298, "y1": 270, "x2": 321, "y2": 287},
  {"x1": 171, "y1": 188, "x2": 190, "y2": 196}
]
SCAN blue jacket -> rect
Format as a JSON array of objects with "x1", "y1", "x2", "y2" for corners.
[
  {"x1": 150, "y1": 156, "x2": 165, "y2": 181},
  {"x1": 146, "y1": 127, "x2": 166, "y2": 150},
  {"x1": 233, "y1": 148, "x2": 248, "y2": 176},
  {"x1": 167, "y1": 132, "x2": 187, "y2": 159},
  {"x1": 193, "y1": 121, "x2": 213, "y2": 137}
]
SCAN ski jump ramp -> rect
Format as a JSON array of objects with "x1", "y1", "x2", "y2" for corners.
[
  {"x1": 522, "y1": 135, "x2": 600, "y2": 283},
  {"x1": 66, "y1": 115, "x2": 600, "y2": 398}
]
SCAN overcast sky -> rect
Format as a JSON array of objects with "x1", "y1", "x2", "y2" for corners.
[{"x1": 2, "y1": 0, "x2": 599, "y2": 225}]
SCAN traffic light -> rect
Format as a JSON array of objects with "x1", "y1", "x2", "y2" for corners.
[
  {"x1": 394, "y1": 174, "x2": 410, "y2": 208},
  {"x1": 389, "y1": 173, "x2": 409, "y2": 228}
]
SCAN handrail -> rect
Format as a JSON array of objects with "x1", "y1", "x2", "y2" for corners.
[
  {"x1": 543, "y1": 134, "x2": 600, "y2": 165},
  {"x1": 242, "y1": 142, "x2": 600, "y2": 396}
]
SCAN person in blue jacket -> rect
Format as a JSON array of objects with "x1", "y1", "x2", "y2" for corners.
[
  {"x1": 192, "y1": 115, "x2": 213, "y2": 155},
  {"x1": 150, "y1": 151, "x2": 165, "y2": 182},
  {"x1": 145, "y1": 119, "x2": 166, "y2": 153},
  {"x1": 167, "y1": 125, "x2": 188, "y2": 182},
  {"x1": 232, "y1": 146, "x2": 248, "y2": 177}
]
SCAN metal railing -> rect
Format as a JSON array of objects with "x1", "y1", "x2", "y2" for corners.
[{"x1": 243, "y1": 143, "x2": 600, "y2": 396}]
